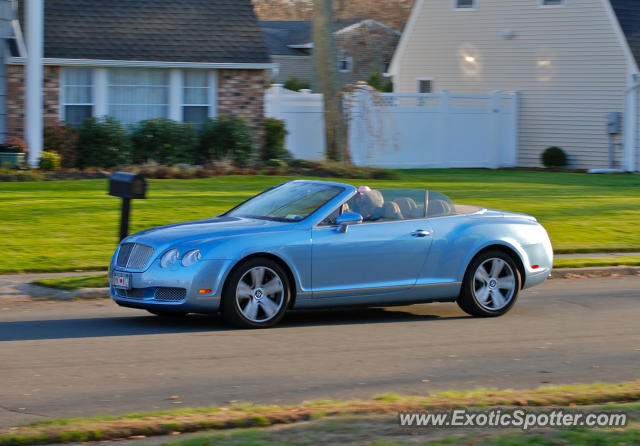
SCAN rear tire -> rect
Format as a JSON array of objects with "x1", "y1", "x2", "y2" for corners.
[
  {"x1": 457, "y1": 250, "x2": 521, "y2": 317},
  {"x1": 222, "y1": 257, "x2": 291, "y2": 328}
]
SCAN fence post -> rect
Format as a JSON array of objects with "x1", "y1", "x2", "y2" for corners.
[
  {"x1": 349, "y1": 85, "x2": 370, "y2": 166},
  {"x1": 268, "y1": 84, "x2": 284, "y2": 119},
  {"x1": 488, "y1": 90, "x2": 501, "y2": 169},
  {"x1": 437, "y1": 89, "x2": 450, "y2": 168}
]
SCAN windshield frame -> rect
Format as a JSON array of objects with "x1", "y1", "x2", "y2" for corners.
[{"x1": 223, "y1": 181, "x2": 347, "y2": 223}]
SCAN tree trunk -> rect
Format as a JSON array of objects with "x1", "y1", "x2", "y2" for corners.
[{"x1": 312, "y1": 0, "x2": 349, "y2": 162}]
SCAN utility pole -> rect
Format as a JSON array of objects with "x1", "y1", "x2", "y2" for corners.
[{"x1": 312, "y1": 0, "x2": 349, "y2": 163}]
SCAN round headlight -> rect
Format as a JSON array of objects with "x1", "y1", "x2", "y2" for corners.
[
  {"x1": 160, "y1": 249, "x2": 179, "y2": 268},
  {"x1": 181, "y1": 249, "x2": 202, "y2": 267}
]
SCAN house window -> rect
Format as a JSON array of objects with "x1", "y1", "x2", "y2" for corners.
[
  {"x1": 338, "y1": 55, "x2": 354, "y2": 73},
  {"x1": 108, "y1": 68, "x2": 169, "y2": 125},
  {"x1": 541, "y1": 0, "x2": 564, "y2": 6},
  {"x1": 182, "y1": 71, "x2": 209, "y2": 127},
  {"x1": 62, "y1": 68, "x2": 93, "y2": 127},
  {"x1": 455, "y1": 0, "x2": 475, "y2": 9},
  {"x1": 418, "y1": 79, "x2": 433, "y2": 93}
]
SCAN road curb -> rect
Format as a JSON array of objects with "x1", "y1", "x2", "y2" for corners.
[
  {"x1": 551, "y1": 265, "x2": 640, "y2": 278},
  {"x1": 16, "y1": 266, "x2": 640, "y2": 301},
  {"x1": 20, "y1": 284, "x2": 110, "y2": 300}
]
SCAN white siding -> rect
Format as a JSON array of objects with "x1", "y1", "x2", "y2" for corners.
[
  {"x1": 392, "y1": 0, "x2": 632, "y2": 169},
  {"x1": 271, "y1": 55, "x2": 315, "y2": 85}
]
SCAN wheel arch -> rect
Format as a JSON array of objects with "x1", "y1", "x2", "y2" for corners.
[
  {"x1": 465, "y1": 244, "x2": 526, "y2": 289},
  {"x1": 221, "y1": 252, "x2": 298, "y2": 308}
]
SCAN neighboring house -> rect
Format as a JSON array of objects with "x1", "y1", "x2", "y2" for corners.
[
  {"x1": 262, "y1": 19, "x2": 401, "y2": 90},
  {"x1": 388, "y1": 0, "x2": 640, "y2": 169},
  {"x1": 4, "y1": 0, "x2": 273, "y2": 144}
]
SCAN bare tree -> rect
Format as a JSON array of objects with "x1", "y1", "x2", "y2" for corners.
[{"x1": 312, "y1": 0, "x2": 349, "y2": 162}]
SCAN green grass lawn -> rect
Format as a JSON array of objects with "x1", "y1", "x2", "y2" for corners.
[
  {"x1": 2, "y1": 170, "x2": 640, "y2": 274},
  {"x1": 2, "y1": 382, "x2": 638, "y2": 446},
  {"x1": 31, "y1": 274, "x2": 109, "y2": 290}
]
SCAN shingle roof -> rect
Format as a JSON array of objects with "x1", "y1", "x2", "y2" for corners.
[
  {"x1": 260, "y1": 20, "x2": 360, "y2": 55},
  {"x1": 610, "y1": 0, "x2": 640, "y2": 67},
  {"x1": 19, "y1": 0, "x2": 270, "y2": 64}
]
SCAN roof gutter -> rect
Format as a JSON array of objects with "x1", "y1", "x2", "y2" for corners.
[{"x1": 8, "y1": 57, "x2": 277, "y2": 70}]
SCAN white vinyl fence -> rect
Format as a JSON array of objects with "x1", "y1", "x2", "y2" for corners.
[{"x1": 265, "y1": 85, "x2": 519, "y2": 169}]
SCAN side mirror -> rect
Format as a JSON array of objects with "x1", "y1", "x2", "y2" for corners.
[{"x1": 336, "y1": 211, "x2": 363, "y2": 233}]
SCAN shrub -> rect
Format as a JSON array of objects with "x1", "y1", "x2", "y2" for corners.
[
  {"x1": 266, "y1": 158, "x2": 288, "y2": 168},
  {"x1": 0, "y1": 144, "x2": 21, "y2": 153},
  {"x1": 38, "y1": 151, "x2": 62, "y2": 171},
  {"x1": 197, "y1": 116, "x2": 255, "y2": 166},
  {"x1": 367, "y1": 72, "x2": 393, "y2": 93},
  {"x1": 287, "y1": 158, "x2": 314, "y2": 169},
  {"x1": 371, "y1": 168, "x2": 401, "y2": 180},
  {"x1": 131, "y1": 119, "x2": 198, "y2": 165},
  {"x1": 541, "y1": 146, "x2": 568, "y2": 168},
  {"x1": 0, "y1": 168, "x2": 44, "y2": 182},
  {"x1": 283, "y1": 76, "x2": 311, "y2": 92},
  {"x1": 4, "y1": 136, "x2": 28, "y2": 153},
  {"x1": 76, "y1": 117, "x2": 131, "y2": 168},
  {"x1": 44, "y1": 123, "x2": 79, "y2": 168},
  {"x1": 262, "y1": 118, "x2": 290, "y2": 161}
]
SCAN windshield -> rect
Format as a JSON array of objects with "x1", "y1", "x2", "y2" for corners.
[{"x1": 226, "y1": 182, "x2": 344, "y2": 222}]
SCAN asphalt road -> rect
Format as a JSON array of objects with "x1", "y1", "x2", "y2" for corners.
[{"x1": 1, "y1": 276, "x2": 639, "y2": 428}]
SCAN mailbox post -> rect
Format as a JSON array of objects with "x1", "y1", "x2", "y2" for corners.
[{"x1": 108, "y1": 172, "x2": 147, "y2": 241}]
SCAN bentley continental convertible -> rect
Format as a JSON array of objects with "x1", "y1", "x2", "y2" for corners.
[{"x1": 109, "y1": 180, "x2": 553, "y2": 328}]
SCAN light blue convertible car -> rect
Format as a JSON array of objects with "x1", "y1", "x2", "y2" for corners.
[{"x1": 109, "y1": 180, "x2": 553, "y2": 328}]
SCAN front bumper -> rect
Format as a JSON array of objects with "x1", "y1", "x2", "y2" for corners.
[
  {"x1": 521, "y1": 236, "x2": 553, "y2": 289},
  {"x1": 109, "y1": 258, "x2": 232, "y2": 313}
]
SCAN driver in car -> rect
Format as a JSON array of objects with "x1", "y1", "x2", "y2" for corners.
[{"x1": 350, "y1": 186, "x2": 386, "y2": 221}]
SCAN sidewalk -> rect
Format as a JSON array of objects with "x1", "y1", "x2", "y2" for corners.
[
  {"x1": 554, "y1": 252, "x2": 640, "y2": 258},
  {"x1": 0, "y1": 271, "x2": 107, "y2": 302}
]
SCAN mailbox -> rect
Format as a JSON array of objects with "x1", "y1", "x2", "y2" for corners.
[
  {"x1": 108, "y1": 172, "x2": 147, "y2": 241},
  {"x1": 109, "y1": 172, "x2": 147, "y2": 199}
]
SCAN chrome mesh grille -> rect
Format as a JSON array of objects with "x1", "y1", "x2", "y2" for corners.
[
  {"x1": 154, "y1": 287, "x2": 187, "y2": 302},
  {"x1": 116, "y1": 243, "x2": 154, "y2": 269},
  {"x1": 116, "y1": 288, "x2": 145, "y2": 299},
  {"x1": 116, "y1": 243, "x2": 134, "y2": 267},
  {"x1": 127, "y1": 244, "x2": 154, "y2": 269}
]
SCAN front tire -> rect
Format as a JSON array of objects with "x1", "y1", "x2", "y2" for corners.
[
  {"x1": 457, "y1": 250, "x2": 521, "y2": 317},
  {"x1": 222, "y1": 257, "x2": 291, "y2": 328}
]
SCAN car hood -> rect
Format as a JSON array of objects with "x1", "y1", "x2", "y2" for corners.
[{"x1": 125, "y1": 216, "x2": 293, "y2": 247}]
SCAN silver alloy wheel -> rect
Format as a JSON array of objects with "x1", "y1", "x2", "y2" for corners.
[
  {"x1": 472, "y1": 258, "x2": 516, "y2": 311},
  {"x1": 236, "y1": 266, "x2": 285, "y2": 323}
]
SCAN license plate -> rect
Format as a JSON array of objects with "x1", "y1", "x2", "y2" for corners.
[{"x1": 111, "y1": 271, "x2": 131, "y2": 290}]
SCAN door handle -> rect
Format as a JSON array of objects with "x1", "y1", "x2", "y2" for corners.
[{"x1": 411, "y1": 229, "x2": 431, "y2": 237}]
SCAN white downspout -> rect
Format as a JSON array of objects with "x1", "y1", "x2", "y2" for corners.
[
  {"x1": 623, "y1": 75, "x2": 640, "y2": 172},
  {"x1": 25, "y1": 0, "x2": 42, "y2": 167}
]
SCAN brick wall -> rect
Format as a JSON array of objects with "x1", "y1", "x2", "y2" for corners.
[
  {"x1": 7, "y1": 64, "x2": 60, "y2": 138},
  {"x1": 217, "y1": 69, "x2": 267, "y2": 146},
  {"x1": 6, "y1": 65, "x2": 267, "y2": 147}
]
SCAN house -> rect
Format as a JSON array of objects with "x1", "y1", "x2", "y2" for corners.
[
  {"x1": 262, "y1": 19, "x2": 401, "y2": 90},
  {"x1": 387, "y1": 0, "x2": 640, "y2": 170},
  {"x1": 3, "y1": 0, "x2": 274, "y2": 156}
]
